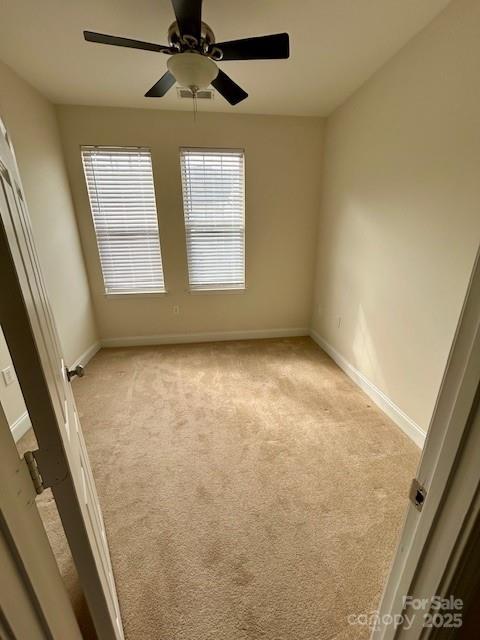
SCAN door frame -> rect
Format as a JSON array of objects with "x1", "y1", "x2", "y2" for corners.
[
  {"x1": 373, "y1": 246, "x2": 480, "y2": 638},
  {"x1": 0, "y1": 403, "x2": 82, "y2": 640}
]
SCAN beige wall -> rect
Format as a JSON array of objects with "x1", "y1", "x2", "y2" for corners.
[
  {"x1": 57, "y1": 107, "x2": 323, "y2": 340},
  {"x1": 312, "y1": 0, "x2": 480, "y2": 432},
  {"x1": 0, "y1": 328, "x2": 26, "y2": 428},
  {"x1": 0, "y1": 61, "x2": 98, "y2": 429}
]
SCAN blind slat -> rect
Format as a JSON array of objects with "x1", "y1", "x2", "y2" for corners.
[
  {"x1": 180, "y1": 148, "x2": 245, "y2": 291},
  {"x1": 81, "y1": 146, "x2": 165, "y2": 294}
]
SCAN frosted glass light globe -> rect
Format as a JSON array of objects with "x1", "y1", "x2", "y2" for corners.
[{"x1": 167, "y1": 52, "x2": 218, "y2": 91}]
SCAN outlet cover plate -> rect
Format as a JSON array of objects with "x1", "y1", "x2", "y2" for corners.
[{"x1": 2, "y1": 366, "x2": 15, "y2": 386}]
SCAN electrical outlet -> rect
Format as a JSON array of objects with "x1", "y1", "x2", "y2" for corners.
[
  {"x1": 173, "y1": 305, "x2": 180, "y2": 315},
  {"x1": 2, "y1": 366, "x2": 15, "y2": 386}
]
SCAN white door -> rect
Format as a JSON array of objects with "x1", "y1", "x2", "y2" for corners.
[{"x1": 0, "y1": 120, "x2": 124, "y2": 639}]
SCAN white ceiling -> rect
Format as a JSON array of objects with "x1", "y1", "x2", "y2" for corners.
[{"x1": 0, "y1": 0, "x2": 450, "y2": 116}]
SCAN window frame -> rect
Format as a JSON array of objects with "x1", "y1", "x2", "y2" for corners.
[
  {"x1": 81, "y1": 145, "x2": 167, "y2": 297},
  {"x1": 179, "y1": 146, "x2": 246, "y2": 293}
]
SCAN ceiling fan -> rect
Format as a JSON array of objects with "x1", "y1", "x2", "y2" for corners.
[{"x1": 84, "y1": 0, "x2": 290, "y2": 106}]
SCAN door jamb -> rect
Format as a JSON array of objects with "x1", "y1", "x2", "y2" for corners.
[{"x1": 0, "y1": 403, "x2": 82, "y2": 639}]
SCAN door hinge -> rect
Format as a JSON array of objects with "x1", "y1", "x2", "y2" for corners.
[
  {"x1": 409, "y1": 478, "x2": 427, "y2": 511},
  {"x1": 24, "y1": 450, "x2": 48, "y2": 494}
]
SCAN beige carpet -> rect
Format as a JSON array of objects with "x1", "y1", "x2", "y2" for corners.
[{"x1": 20, "y1": 337, "x2": 419, "y2": 640}]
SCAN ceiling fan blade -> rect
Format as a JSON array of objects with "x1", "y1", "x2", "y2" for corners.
[
  {"x1": 215, "y1": 33, "x2": 290, "y2": 61},
  {"x1": 145, "y1": 71, "x2": 176, "y2": 97},
  {"x1": 84, "y1": 31, "x2": 169, "y2": 53},
  {"x1": 170, "y1": 0, "x2": 203, "y2": 42},
  {"x1": 211, "y1": 70, "x2": 248, "y2": 106}
]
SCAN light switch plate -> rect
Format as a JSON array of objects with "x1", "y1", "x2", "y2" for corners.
[{"x1": 2, "y1": 366, "x2": 15, "y2": 386}]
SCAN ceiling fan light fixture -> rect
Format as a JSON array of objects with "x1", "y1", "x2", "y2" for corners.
[{"x1": 167, "y1": 52, "x2": 218, "y2": 91}]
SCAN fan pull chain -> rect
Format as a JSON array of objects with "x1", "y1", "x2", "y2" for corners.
[{"x1": 193, "y1": 91, "x2": 198, "y2": 122}]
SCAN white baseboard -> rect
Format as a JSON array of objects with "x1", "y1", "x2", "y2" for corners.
[
  {"x1": 310, "y1": 329, "x2": 426, "y2": 448},
  {"x1": 101, "y1": 327, "x2": 309, "y2": 348},
  {"x1": 10, "y1": 411, "x2": 31, "y2": 443},
  {"x1": 71, "y1": 341, "x2": 101, "y2": 369}
]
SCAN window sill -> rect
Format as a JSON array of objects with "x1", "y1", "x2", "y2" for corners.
[
  {"x1": 187, "y1": 287, "x2": 246, "y2": 295},
  {"x1": 103, "y1": 291, "x2": 168, "y2": 299}
]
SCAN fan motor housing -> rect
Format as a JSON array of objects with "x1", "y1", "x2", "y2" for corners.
[{"x1": 168, "y1": 21, "x2": 215, "y2": 51}]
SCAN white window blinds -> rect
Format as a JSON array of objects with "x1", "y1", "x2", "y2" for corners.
[
  {"x1": 81, "y1": 146, "x2": 165, "y2": 294},
  {"x1": 180, "y1": 148, "x2": 245, "y2": 290}
]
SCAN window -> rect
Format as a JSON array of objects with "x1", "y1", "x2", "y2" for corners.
[
  {"x1": 180, "y1": 148, "x2": 245, "y2": 291},
  {"x1": 81, "y1": 146, "x2": 165, "y2": 294}
]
